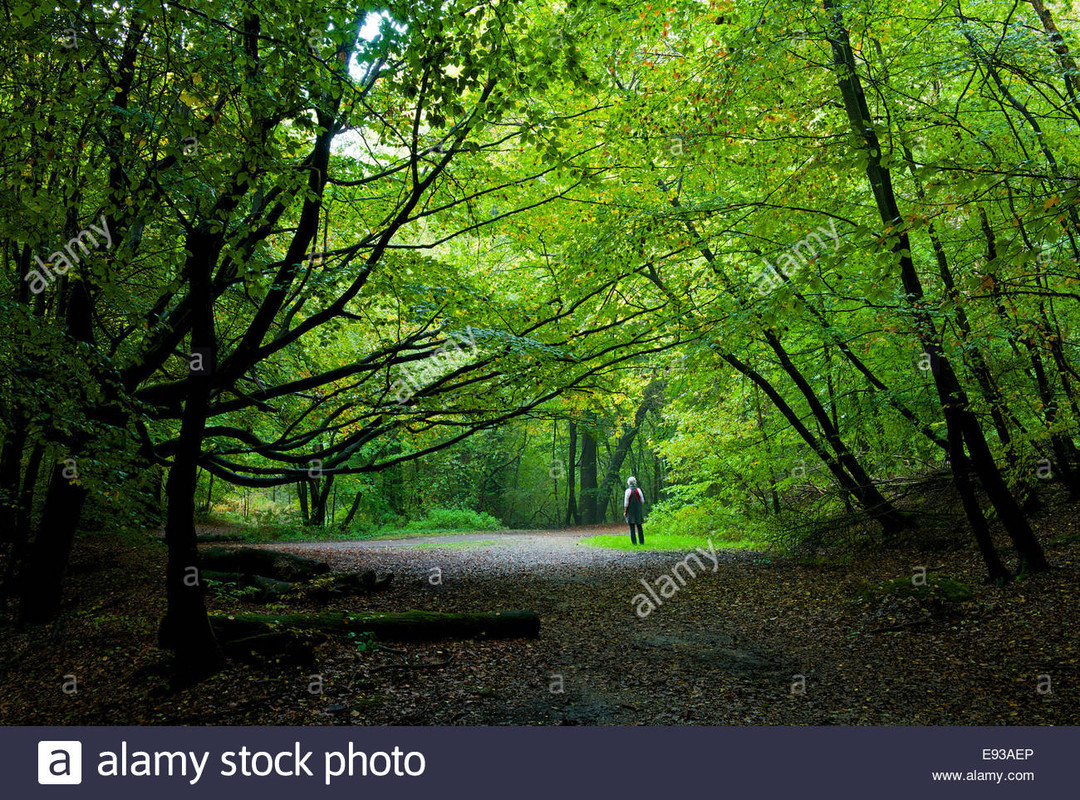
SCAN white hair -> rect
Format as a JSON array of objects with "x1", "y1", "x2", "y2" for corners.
[{"x1": 627, "y1": 476, "x2": 638, "y2": 487}]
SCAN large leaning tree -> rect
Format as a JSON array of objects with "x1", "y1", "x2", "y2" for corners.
[{"x1": 1, "y1": 0, "x2": 682, "y2": 676}]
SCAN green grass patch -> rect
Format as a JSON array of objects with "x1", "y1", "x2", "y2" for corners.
[{"x1": 581, "y1": 533, "x2": 760, "y2": 552}]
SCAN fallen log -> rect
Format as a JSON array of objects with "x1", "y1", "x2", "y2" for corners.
[
  {"x1": 211, "y1": 609, "x2": 540, "y2": 643},
  {"x1": 198, "y1": 546, "x2": 330, "y2": 581},
  {"x1": 201, "y1": 570, "x2": 393, "y2": 601}
]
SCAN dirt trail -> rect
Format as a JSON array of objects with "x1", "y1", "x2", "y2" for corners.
[
  {"x1": 255, "y1": 527, "x2": 776, "y2": 725},
  {"x1": 268, "y1": 526, "x2": 670, "y2": 576}
]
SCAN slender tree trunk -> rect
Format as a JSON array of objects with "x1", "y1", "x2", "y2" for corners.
[
  {"x1": 946, "y1": 409, "x2": 1011, "y2": 582},
  {"x1": 201, "y1": 471, "x2": 214, "y2": 513},
  {"x1": 0, "y1": 428, "x2": 27, "y2": 542},
  {"x1": 1, "y1": 442, "x2": 45, "y2": 613},
  {"x1": 342, "y1": 488, "x2": 364, "y2": 529},
  {"x1": 984, "y1": 207, "x2": 1080, "y2": 476},
  {"x1": 551, "y1": 421, "x2": 560, "y2": 525},
  {"x1": 565, "y1": 420, "x2": 579, "y2": 526},
  {"x1": 16, "y1": 460, "x2": 88, "y2": 624},
  {"x1": 824, "y1": 346, "x2": 854, "y2": 514},
  {"x1": 297, "y1": 479, "x2": 310, "y2": 523},
  {"x1": 17, "y1": 443, "x2": 45, "y2": 535},
  {"x1": 578, "y1": 418, "x2": 598, "y2": 524},
  {"x1": 753, "y1": 383, "x2": 782, "y2": 515},
  {"x1": 898, "y1": 140, "x2": 1019, "y2": 455},
  {"x1": 724, "y1": 353, "x2": 908, "y2": 533},
  {"x1": 955, "y1": 8, "x2": 1080, "y2": 243},
  {"x1": 1028, "y1": 0, "x2": 1080, "y2": 115},
  {"x1": 823, "y1": 0, "x2": 1048, "y2": 574}
]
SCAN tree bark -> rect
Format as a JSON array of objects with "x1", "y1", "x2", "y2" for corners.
[
  {"x1": 297, "y1": 479, "x2": 310, "y2": 523},
  {"x1": 342, "y1": 489, "x2": 364, "y2": 529},
  {"x1": 1028, "y1": 0, "x2": 1080, "y2": 114},
  {"x1": 0, "y1": 427, "x2": 27, "y2": 543}
]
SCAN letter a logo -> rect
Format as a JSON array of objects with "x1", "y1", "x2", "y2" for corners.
[{"x1": 38, "y1": 741, "x2": 82, "y2": 784}]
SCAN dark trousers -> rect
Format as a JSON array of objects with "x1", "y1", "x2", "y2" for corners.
[{"x1": 628, "y1": 523, "x2": 643, "y2": 545}]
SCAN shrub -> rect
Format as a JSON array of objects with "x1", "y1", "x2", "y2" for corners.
[
  {"x1": 403, "y1": 506, "x2": 502, "y2": 531},
  {"x1": 643, "y1": 497, "x2": 754, "y2": 542}
]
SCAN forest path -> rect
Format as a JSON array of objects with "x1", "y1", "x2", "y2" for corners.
[
  {"x1": 267, "y1": 525, "x2": 649, "y2": 575},
  {"x1": 258, "y1": 527, "x2": 783, "y2": 724}
]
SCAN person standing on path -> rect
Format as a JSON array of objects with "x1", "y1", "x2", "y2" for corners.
[{"x1": 624, "y1": 477, "x2": 645, "y2": 545}]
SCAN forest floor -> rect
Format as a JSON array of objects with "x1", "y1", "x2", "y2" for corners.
[{"x1": 2, "y1": 504, "x2": 1080, "y2": 726}]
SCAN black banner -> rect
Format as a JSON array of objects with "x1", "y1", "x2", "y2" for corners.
[{"x1": 5, "y1": 726, "x2": 1074, "y2": 798}]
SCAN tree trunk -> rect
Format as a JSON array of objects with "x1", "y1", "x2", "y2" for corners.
[
  {"x1": 307, "y1": 474, "x2": 332, "y2": 527},
  {"x1": 158, "y1": 229, "x2": 224, "y2": 679},
  {"x1": 297, "y1": 479, "x2": 310, "y2": 523},
  {"x1": 945, "y1": 409, "x2": 1011, "y2": 582},
  {"x1": 201, "y1": 470, "x2": 214, "y2": 513},
  {"x1": 198, "y1": 546, "x2": 329, "y2": 581},
  {"x1": 342, "y1": 488, "x2": 364, "y2": 529},
  {"x1": 1028, "y1": 0, "x2": 1080, "y2": 114},
  {"x1": 17, "y1": 280, "x2": 96, "y2": 625},
  {"x1": 16, "y1": 460, "x2": 88, "y2": 624},
  {"x1": 565, "y1": 420, "x2": 579, "y2": 526},
  {"x1": 0, "y1": 427, "x2": 27, "y2": 543},
  {"x1": 0, "y1": 442, "x2": 44, "y2": 613},
  {"x1": 550, "y1": 421, "x2": 560, "y2": 527},
  {"x1": 753, "y1": 383, "x2": 782, "y2": 515},
  {"x1": 577, "y1": 418, "x2": 599, "y2": 524}
]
